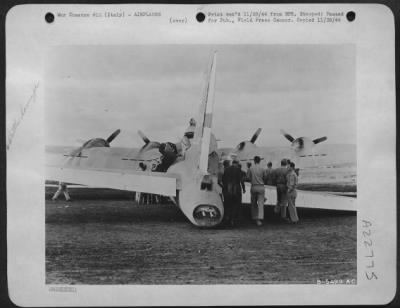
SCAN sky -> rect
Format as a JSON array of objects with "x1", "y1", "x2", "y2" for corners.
[{"x1": 45, "y1": 44, "x2": 356, "y2": 148}]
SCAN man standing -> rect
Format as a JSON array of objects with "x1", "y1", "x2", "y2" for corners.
[
  {"x1": 222, "y1": 160, "x2": 246, "y2": 227},
  {"x1": 274, "y1": 159, "x2": 289, "y2": 220},
  {"x1": 286, "y1": 162, "x2": 300, "y2": 223},
  {"x1": 219, "y1": 160, "x2": 230, "y2": 219},
  {"x1": 246, "y1": 156, "x2": 267, "y2": 226},
  {"x1": 264, "y1": 161, "x2": 275, "y2": 186},
  {"x1": 52, "y1": 182, "x2": 72, "y2": 201},
  {"x1": 218, "y1": 160, "x2": 230, "y2": 188}
]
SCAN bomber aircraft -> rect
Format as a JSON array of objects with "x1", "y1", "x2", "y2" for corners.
[{"x1": 46, "y1": 52, "x2": 356, "y2": 228}]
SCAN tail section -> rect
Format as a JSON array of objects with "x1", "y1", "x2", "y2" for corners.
[{"x1": 196, "y1": 51, "x2": 218, "y2": 174}]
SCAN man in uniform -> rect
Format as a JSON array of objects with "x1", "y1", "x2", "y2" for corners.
[
  {"x1": 246, "y1": 156, "x2": 267, "y2": 226},
  {"x1": 218, "y1": 160, "x2": 230, "y2": 216},
  {"x1": 222, "y1": 160, "x2": 246, "y2": 227},
  {"x1": 286, "y1": 162, "x2": 300, "y2": 223},
  {"x1": 274, "y1": 159, "x2": 289, "y2": 220},
  {"x1": 264, "y1": 161, "x2": 275, "y2": 186}
]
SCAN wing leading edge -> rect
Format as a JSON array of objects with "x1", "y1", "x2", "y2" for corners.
[{"x1": 46, "y1": 165, "x2": 178, "y2": 196}]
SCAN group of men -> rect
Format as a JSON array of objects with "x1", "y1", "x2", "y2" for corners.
[{"x1": 219, "y1": 156, "x2": 299, "y2": 227}]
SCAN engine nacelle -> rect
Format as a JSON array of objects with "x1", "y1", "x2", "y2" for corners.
[
  {"x1": 83, "y1": 138, "x2": 111, "y2": 149},
  {"x1": 291, "y1": 137, "x2": 314, "y2": 155}
]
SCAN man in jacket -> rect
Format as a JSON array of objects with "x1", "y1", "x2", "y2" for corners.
[{"x1": 222, "y1": 160, "x2": 246, "y2": 227}]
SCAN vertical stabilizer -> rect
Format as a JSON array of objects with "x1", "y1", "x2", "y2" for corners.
[{"x1": 196, "y1": 51, "x2": 217, "y2": 173}]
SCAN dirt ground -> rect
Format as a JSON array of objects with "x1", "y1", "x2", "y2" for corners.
[{"x1": 46, "y1": 188, "x2": 356, "y2": 285}]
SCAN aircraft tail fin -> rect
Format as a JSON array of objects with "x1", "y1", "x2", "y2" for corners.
[{"x1": 195, "y1": 51, "x2": 217, "y2": 173}]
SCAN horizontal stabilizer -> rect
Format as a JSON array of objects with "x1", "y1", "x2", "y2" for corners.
[
  {"x1": 313, "y1": 136, "x2": 328, "y2": 144},
  {"x1": 46, "y1": 166, "x2": 178, "y2": 196}
]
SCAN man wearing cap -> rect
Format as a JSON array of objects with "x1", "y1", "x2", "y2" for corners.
[
  {"x1": 286, "y1": 162, "x2": 300, "y2": 223},
  {"x1": 274, "y1": 159, "x2": 289, "y2": 220},
  {"x1": 246, "y1": 156, "x2": 267, "y2": 226}
]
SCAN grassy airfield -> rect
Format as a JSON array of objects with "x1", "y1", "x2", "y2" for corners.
[{"x1": 46, "y1": 187, "x2": 356, "y2": 285}]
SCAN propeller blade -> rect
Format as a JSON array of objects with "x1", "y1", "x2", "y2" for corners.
[
  {"x1": 280, "y1": 129, "x2": 295, "y2": 143},
  {"x1": 313, "y1": 136, "x2": 328, "y2": 144},
  {"x1": 137, "y1": 130, "x2": 162, "y2": 153},
  {"x1": 250, "y1": 128, "x2": 262, "y2": 144},
  {"x1": 106, "y1": 129, "x2": 121, "y2": 143},
  {"x1": 139, "y1": 141, "x2": 161, "y2": 153},
  {"x1": 138, "y1": 130, "x2": 151, "y2": 144}
]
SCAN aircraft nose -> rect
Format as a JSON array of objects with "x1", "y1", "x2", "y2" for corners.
[{"x1": 193, "y1": 204, "x2": 222, "y2": 227}]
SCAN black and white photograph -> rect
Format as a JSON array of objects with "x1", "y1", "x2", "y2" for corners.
[
  {"x1": 44, "y1": 44, "x2": 357, "y2": 285},
  {"x1": 6, "y1": 4, "x2": 396, "y2": 306}
]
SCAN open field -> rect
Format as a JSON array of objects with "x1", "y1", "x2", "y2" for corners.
[{"x1": 46, "y1": 187, "x2": 356, "y2": 285}]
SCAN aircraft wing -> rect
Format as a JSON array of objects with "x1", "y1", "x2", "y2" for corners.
[{"x1": 242, "y1": 183, "x2": 356, "y2": 211}]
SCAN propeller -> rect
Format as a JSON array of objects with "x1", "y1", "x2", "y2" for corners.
[
  {"x1": 236, "y1": 128, "x2": 262, "y2": 151},
  {"x1": 69, "y1": 129, "x2": 121, "y2": 157},
  {"x1": 313, "y1": 136, "x2": 328, "y2": 144},
  {"x1": 280, "y1": 129, "x2": 295, "y2": 143},
  {"x1": 138, "y1": 130, "x2": 161, "y2": 153},
  {"x1": 280, "y1": 129, "x2": 328, "y2": 155},
  {"x1": 236, "y1": 128, "x2": 262, "y2": 154}
]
